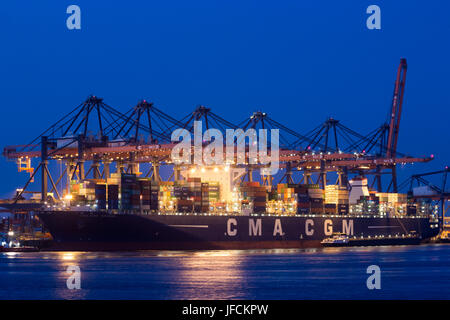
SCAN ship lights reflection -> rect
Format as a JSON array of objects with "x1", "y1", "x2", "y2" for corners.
[
  {"x1": 56, "y1": 252, "x2": 86, "y2": 299},
  {"x1": 4, "y1": 252, "x2": 19, "y2": 258},
  {"x1": 170, "y1": 250, "x2": 246, "y2": 299},
  {"x1": 60, "y1": 252, "x2": 79, "y2": 261}
]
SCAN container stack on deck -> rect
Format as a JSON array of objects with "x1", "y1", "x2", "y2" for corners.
[
  {"x1": 350, "y1": 194, "x2": 379, "y2": 215},
  {"x1": 174, "y1": 182, "x2": 191, "y2": 212},
  {"x1": 347, "y1": 192, "x2": 413, "y2": 216},
  {"x1": 201, "y1": 182, "x2": 209, "y2": 212},
  {"x1": 121, "y1": 174, "x2": 140, "y2": 211},
  {"x1": 240, "y1": 182, "x2": 267, "y2": 213},
  {"x1": 170, "y1": 178, "x2": 219, "y2": 213},
  {"x1": 94, "y1": 184, "x2": 107, "y2": 209},
  {"x1": 158, "y1": 181, "x2": 174, "y2": 211},
  {"x1": 188, "y1": 178, "x2": 203, "y2": 212},
  {"x1": 406, "y1": 204, "x2": 417, "y2": 215},
  {"x1": 208, "y1": 182, "x2": 220, "y2": 207},
  {"x1": 108, "y1": 184, "x2": 119, "y2": 209},
  {"x1": 307, "y1": 184, "x2": 324, "y2": 214},
  {"x1": 324, "y1": 185, "x2": 349, "y2": 215},
  {"x1": 139, "y1": 179, "x2": 151, "y2": 211},
  {"x1": 78, "y1": 180, "x2": 97, "y2": 202},
  {"x1": 58, "y1": 168, "x2": 427, "y2": 218},
  {"x1": 296, "y1": 186, "x2": 310, "y2": 214},
  {"x1": 275, "y1": 183, "x2": 310, "y2": 214},
  {"x1": 150, "y1": 182, "x2": 159, "y2": 211}
]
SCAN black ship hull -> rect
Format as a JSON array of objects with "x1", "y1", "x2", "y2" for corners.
[{"x1": 37, "y1": 211, "x2": 439, "y2": 251}]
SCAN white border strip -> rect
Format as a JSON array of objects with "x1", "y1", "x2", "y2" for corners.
[
  {"x1": 168, "y1": 225, "x2": 209, "y2": 228},
  {"x1": 368, "y1": 226, "x2": 399, "y2": 229}
]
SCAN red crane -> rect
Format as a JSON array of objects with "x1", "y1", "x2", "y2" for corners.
[{"x1": 386, "y1": 58, "x2": 408, "y2": 158}]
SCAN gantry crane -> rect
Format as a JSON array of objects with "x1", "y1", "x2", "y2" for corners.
[
  {"x1": 0, "y1": 59, "x2": 434, "y2": 208},
  {"x1": 397, "y1": 167, "x2": 449, "y2": 232}
]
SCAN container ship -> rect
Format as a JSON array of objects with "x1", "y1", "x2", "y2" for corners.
[
  {"x1": 36, "y1": 168, "x2": 440, "y2": 251},
  {"x1": 2, "y1": 59, "x2": 445, "y2": 251}
]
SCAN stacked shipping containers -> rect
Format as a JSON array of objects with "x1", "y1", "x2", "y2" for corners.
[
  {"x1": 174, "y1": 181, "x2": 192, "y2": 212},
  {"x1": 67, "y1": 169, "x2": 414, "y2": 218},
  {"x1": 79, "y1": 180, "x2": 96, "y2": 201},
  {"x1": 108, "y1": 184, "x2": 119, "y2": 209},
  {"x1": 135, "y1": 178, "x2": 159, "y2": 212},
  {"x1": 277, "y1": 183, "x2": 310, "y2": 215},
  {"x1": 240, "y1": 182, "x2": 267, "y2": 213},
  {"x1": 351, "y1": 195, "x2": 379, "y2": 215},
  {"x1": 406, "y1": 204, "x2": 417, "y2": 215},
  {"x1": 324, "y1": 185, "x2": 349, "y2": 214},
  {"x1": 188, "y1": 177, "x2": 202, "y2": 212},
  {"x1": 307, "y1": 184, "x2": 324, "y2": 214},
  {"x1": 201, "y1": 182, "x2": 209, "y2": 212},
  {"x1": 208, "y1": 182, "x2": 220, "y2": 203},
  {"x1": 139, "y1": 179, "x2": 152, "y2": 211},
  {"x1": 172, "y1": 178, "x2": 221, "y2": 213},
  {"x1": 158, "y1": 182, "x2": 173, "y2": 211},
  {"x1": 151, "y1": 182, "x2": 159, "y2": 211},
  {"x1": 121, "y1": 174, "x2": 140, "y2": 210},
  {"x1": 94, "y1": 183, "x2": 119, "y2": 210},
  {"x1": 375, "y1": 192, "x2": 408, "y2": 216},
  {"x1": 94, "y1": 184, "x2": 107, "y2": 209}
]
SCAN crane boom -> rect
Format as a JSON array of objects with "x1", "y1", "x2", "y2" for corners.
[{"x1": 386, "y1": 58, "x2": 407, "y2": 158}]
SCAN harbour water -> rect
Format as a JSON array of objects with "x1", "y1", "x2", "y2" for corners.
[{"x1": 0, "y1": 244, "x2": 449, "y2": 300}]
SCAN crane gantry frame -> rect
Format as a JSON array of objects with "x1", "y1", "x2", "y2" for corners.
[{"x1": 1, "y1": 59, "x2": 433, "y2": 205}]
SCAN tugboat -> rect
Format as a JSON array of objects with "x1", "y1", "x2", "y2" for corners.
[
  {"x1": 0, "y1": 232, "x2": 40, "y2": 252},
  {"x1": 321, "y1": 232, "x2": 422, "y2": 247},
  {"x1": 0, "y1": 245, "x2": 40, "y2": 253},
  {"x1": 321, "y1": 233, "x2": 350, "y2": 247}
]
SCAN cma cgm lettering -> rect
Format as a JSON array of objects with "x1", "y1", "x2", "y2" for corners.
[{"x1": 226, "y1": 218, "x2": 354, "y2": 237}]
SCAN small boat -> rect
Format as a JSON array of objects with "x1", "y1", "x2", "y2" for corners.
[
  {"x1": 321, "y1": 233, "x2": 350, "y2": 247},
  {"x1": 0, "y1": 246, "x2": 40, "y2": 252},
  {"x1": 321, "y1": 232, "x2": 422, "y2": 247},
  {"x1": 1, "y1": 236, "x2": 40, "y2": 252}
]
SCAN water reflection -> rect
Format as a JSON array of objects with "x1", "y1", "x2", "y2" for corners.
[
  {"x1": 169, "y1": 250, "x2": 247, "y2": 299},
  {"x1": 60, "y1": 252, "x2": 77, "y2": 261},
  {"x1": 55, "y1": 251, "x2": 87, "y2": 300},
  {"x1": 4, "y1": 252, "x2": 19, "y2": 258},
  {"x1": 1, "y1": 245, "x2": 449, "y2": 299}
]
